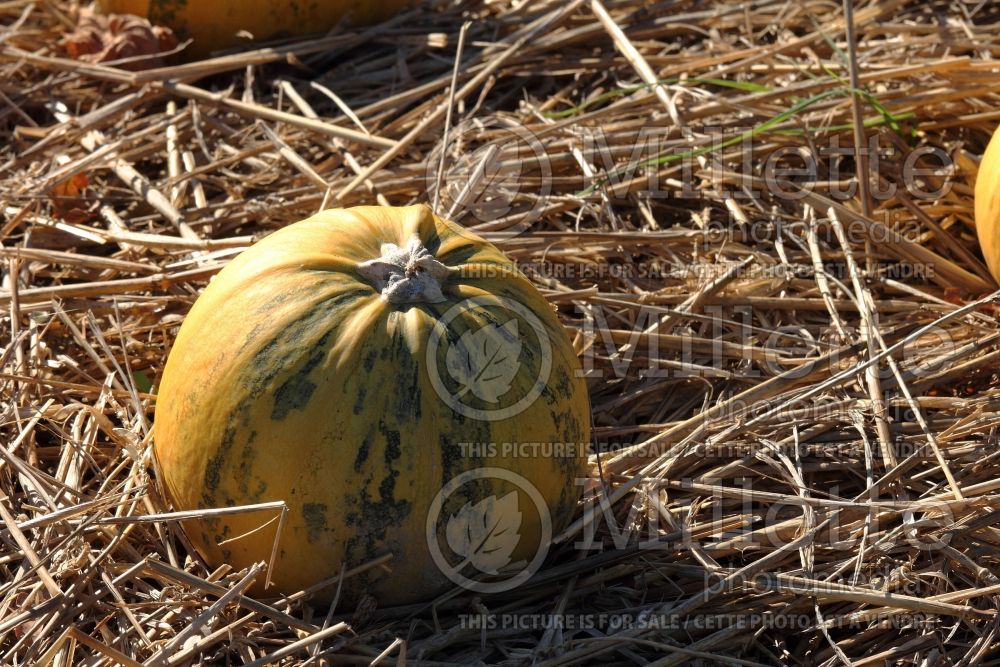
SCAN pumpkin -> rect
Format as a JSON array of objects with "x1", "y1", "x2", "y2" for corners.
[
  {"x1": 95, "y1": 0, "x2": 415, "y2": 59},
  {"x1": 976, "y1": 125, "x2": 1000, "y2": 283},
  {"x1": 154, "y1": 205, "x2": 590, "y2": 605}
]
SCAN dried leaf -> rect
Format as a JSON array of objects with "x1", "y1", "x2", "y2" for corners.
[
  {"x1": 62, "y1": 8, "x2": 177, "y2": 71},
  {"x1": 51, "y1": 171, "x2": 90, "y2": 222}
]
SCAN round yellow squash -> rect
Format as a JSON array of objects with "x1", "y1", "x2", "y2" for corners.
[
  {"x1": 96, "y1": 0, "x2": 414, "y2": 59},
  {"x1": 976, "y1": 125, "x2": 1000, "y2": 283},
  {"x1": 154, "y1": 205, "x2": 590, "y2": 605}
]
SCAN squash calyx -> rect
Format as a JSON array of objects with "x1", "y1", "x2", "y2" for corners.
[{"x1": 357, "y1": 235, "x2": 452, "y2": 304}]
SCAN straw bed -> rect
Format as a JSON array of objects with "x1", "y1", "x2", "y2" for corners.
[{"x1": 2, "y1": 0, "x2": 1000, "y2": 664}]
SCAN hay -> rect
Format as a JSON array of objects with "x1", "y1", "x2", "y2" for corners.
[{"x1": 1, "y1": 0, "x2": 1000, "y2": 663}]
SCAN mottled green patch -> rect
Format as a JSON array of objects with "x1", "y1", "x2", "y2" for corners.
[
  {"x1": 203, "y1": 423, "x2": 235, "y2": 506},
  {"x1": 373, "y1": 316, "x2": 424, "y2": 422},
  {"x1": 439, "y1": 433, "x2": 464, "y2": 480},
  {"x1": 243, "y1": 289, "x2": 367, "y2": 402},
  {"x1": 423, "y1": 230, "x2": 443, "y2": 256},
  {"x1": 380, "y1": 422, "x2": 401, "y2": 463},
  {"x1": 437, "y1": 413, "x2": 494, "y2": 520},
  {"x1": 343, "y1": 424, "x2": 411, "y2": 562},
  {"x1": 237, "y1": 431, "x2": 259, "y2": 496},
  {"x1": 392, "y1": 352, "x2": 422, "y2": 422},
  {"x1": 245, "y1": 337, "x2": 282, "y2": 400},
  {"x1": 267, "y1": 295, "x2": 367, "y2": 420},
  {"x1": 541, "y1": 364, "x2": 574, "y2": 409},
  {"x1": 271, "y1": 357, "x2": 319, "y2": 420},
  {"x1": 343, "y1": 474, "x2": 411, "y2": 564},
  {"x1": 242, "y1": 285, "x2": 310, "y2": 349},
  {"x1": 352, "y1": 382, "x2": 367, "y2": 414},
  {"x1": 240, "y1": 321, "x2": 269, "y2": 355},
  {"x1": 362, "y1": 348, "x2": 377, "y2": 372},
  {"x1": 353, "y1": 431, "x2": 373, "y2": 473},
  {"x1": 439, "y1": 407, "x2": 487, "y2": 456},
  {"x1": 302, "y1": 503, "x2": 328, "y2": 544},
  {"x1": 378, "y1": 474, "x2": 397, "y2": 500},
  {"x1": 202, "y1": 400, "x2": 254, "y2": 506}
]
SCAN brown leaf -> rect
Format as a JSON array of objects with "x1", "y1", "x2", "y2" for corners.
[
  {"x1": 62, "y1": 8, "x2": 177, "y2": 71},
  {"x1": 53, "y1": 172, "x2": 89, "y2": 199},
  {"x1": 51, "y1": 170, "x2": 92, "y2": 223}
]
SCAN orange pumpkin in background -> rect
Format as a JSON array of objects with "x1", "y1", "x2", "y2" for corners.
[
  {"x1": 975, "y1": 125, "x2": 1000, "y2": 283},
  {"x1": 96, "y1": 0, "x2": 416, "y2": 59}
]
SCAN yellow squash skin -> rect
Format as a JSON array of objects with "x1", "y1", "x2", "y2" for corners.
[
  {"x1": 154, "y1": 205, "x2": 590, "y2": 605},
  {"x1": 976, "y1": 125, "x2": 1000, "y2": 284},
  {"x1": 96, "y1": 0, "x2": 414, "y2": 59}
]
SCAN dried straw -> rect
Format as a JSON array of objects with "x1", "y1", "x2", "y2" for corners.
[{"x1": 1, "y1": 0, "x2": 1000, "y2": 664}]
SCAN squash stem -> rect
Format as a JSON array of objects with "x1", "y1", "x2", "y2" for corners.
[{"x1": 356, "y1": 236, "x2": 453, "y2": 304}]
